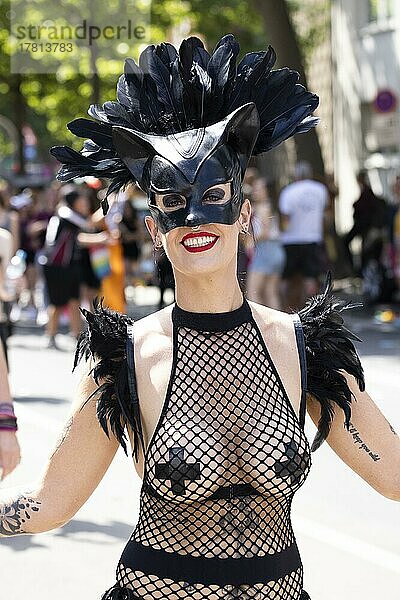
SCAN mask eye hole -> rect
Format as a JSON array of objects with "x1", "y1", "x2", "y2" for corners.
[
  {"x1": 202, "y1": 181, "x2": 232, "y2": 205},
  {"x1": 155, "y1": 193, "x2": 186, "y2": 212}
]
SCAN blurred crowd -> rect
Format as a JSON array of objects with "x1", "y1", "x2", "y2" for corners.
[
  {"x1": 0, "y1": 164, "x2": 399, "y2": 362},
  {"x1": 0, "y1": 179, "x2": 151, "y2": 356},
  {"x1": 242, "y1": 163, "x2": 400, "y2": 314}
]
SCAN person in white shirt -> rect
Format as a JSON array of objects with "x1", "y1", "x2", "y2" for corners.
[{"x1": 279, "y1": 161, "x2": 328, "y2": 310}]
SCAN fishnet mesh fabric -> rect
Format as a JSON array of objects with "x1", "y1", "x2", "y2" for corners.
[{"x1": 115, "y1": 317, "x2": 311, "y2": 599}]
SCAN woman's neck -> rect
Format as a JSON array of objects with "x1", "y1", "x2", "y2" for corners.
[{"x1": 173, "y1": 265, "x2": 244, "y2": 314}]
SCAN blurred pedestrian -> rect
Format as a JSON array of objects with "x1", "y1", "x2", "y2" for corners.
[
  {"x1": 391, "y1": 176, "x2": 400, "y2": 289},
  {"x1": 247, "y1": 178, "x2": 285, "y2": 309},
  {"x1": 120, "y1": 191, "x2": 144, "y2": 286},
  {"x1": 344, "y1": 170, "x2": 387, "y2": 275},
  {"x1": 14, "y1": 188, "x2": 51, "y2": 320},
  {"x1": 279, "y1": 161, "x2": 328, "y2": 311},
  {"x1": 388, "y1": 176, "x2": 400, "y2": 281},
  {"x1": 79, "y1": 245, "x2": 101, "y2": 310},
  {"x1": 0, "y1": 230, "x2": 14, "y2": 365},
  {"x1": 42, "y1": 186, "x2": 108, "y2": 347},
  {"x1": 0, "y1": 191, "x2": 19, "y2": 256},
  {"x1": 0, "y1": 342, "x2": 20, "y2": 481},
  {"x1": 91, "y1": 193, "x2": 126, "y2": 313}
]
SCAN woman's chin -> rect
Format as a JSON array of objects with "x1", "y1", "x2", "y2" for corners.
[
  {"x1": 173, "y1": 253, "x2": 232, "y2": 278},
  {"x1": 166, "y1": 236, "x2": 238, "y2": 277}
]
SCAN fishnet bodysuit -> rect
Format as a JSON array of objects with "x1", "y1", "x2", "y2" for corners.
[{"x1": 115, "y1": 298, "x2": 311, "y2": 599}]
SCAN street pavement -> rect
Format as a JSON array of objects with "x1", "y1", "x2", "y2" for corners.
[{"x1": 1, "y1": 287, "x2": 399, "y2": 600}]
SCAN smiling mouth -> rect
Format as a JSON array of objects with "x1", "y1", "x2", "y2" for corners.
[{"x1": 180, "y1": 232, "x2": 219, "y2": 253}]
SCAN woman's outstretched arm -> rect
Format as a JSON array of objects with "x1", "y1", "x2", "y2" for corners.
[
  {"x1": 307, "y1": 375, "x2": 400, "y2": 501},
  {"x1": 0, "y1": 342, "x2": 20, "y2": 481},
  {"x1": 0, "y1": 364, "x2": 120, "y2": 536},
  {"x1": 298, "y1": 274, "x2": 400, "y2": 501}
]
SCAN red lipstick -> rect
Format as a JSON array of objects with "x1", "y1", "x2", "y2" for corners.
[{"x1": 180, "y1": 231, "x2": 219, "y2": 253}]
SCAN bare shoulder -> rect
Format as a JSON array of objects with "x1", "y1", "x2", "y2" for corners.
[
  {"x1": 247, "y1": 300, "x2": 296, "y2": 347},
  {"x1": 131, "y1": 303, "x2": 174, "y2": 363}
]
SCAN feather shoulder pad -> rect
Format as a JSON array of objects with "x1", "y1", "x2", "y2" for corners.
[
  {"x1": 298, "y1": 273, "x2": 365, "y2": 451},
  {"x1": 73, "y1": 298, "x2": 144, "y2": 461}
]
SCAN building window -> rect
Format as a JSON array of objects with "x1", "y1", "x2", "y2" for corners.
[{"x1": 368, "y1": 0, "x2": 393, "y2": 23}]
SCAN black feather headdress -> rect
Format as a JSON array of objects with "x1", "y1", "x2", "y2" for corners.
[{"x1": 50, "y1": 34, "x2": 319, "y2": 211}]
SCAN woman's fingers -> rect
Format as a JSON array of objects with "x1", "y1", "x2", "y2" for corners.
[{"x1": 0, "y1": 431, "x2": 21, "y2": 480}]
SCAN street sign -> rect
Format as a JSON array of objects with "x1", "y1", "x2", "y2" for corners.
[{"x1": 374, "y1": 89, "x2": 397, "y2": 113}]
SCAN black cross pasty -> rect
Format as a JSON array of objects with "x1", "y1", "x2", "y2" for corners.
[
  {"x1": 155, "y1": 446, "x2": 201, "y2": 495},
  {"x1": 272, "y1": 440, "x2": 307, "y2": 485}
]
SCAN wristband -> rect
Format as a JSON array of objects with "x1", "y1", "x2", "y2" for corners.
[
  {"x1": 0, "y1": 402, "x2": 15, "y2": 416},
  {"x1": 0, "y1": 417, "x2": 18, "y2": 431},
  {"x1": 0, "y1": 402, "x2": 16, "y2": 420}
]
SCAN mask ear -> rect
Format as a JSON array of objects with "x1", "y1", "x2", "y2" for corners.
[
  {"x1": 112, "y1": 126, "x2": 155, "y2": 183},
  {"x1": 223, "y1": 103, "x2": 260, "y2": 172}
]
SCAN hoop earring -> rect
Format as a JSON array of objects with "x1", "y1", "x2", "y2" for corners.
[{"x1": 154, "y1": 236, "x2": 163, "y2": 249}]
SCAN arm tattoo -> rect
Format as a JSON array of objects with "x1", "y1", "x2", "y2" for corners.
[
  {"x1": 49, "y1": 416, "x2": 74, "y2": 459},
  {"x1": 0, "y1": 494, "x2": 41, "y2": 536},
  {"x1": 383, "y1": 416, "x2": 398, "y2": 436},
  {"x1": 348, "y1": 422, "x2": 381, "y2": 461}
]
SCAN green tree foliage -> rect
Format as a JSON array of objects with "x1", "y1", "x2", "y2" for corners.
[{"x1": 0, "y1": 0, "x2": 326, "y2": 173}]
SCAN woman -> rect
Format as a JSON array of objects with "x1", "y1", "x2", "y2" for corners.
[
  {"x1": 2, "y1": 35, "x2": 400, "y2": 600},
  {"x1": 42, "y1": 186, "x2": 110, "y2": 346},
  {"x1": 247, "y1": 177, "x2": 285, "y2": 309}
]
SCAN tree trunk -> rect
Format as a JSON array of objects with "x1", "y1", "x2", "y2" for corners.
[
  {"x1": 10, "y1": 74, "x2": 26, "y2": 176},
  {"x1": 89, "y1": 0, "x2": 100, "y2": 106},
  {"x1": 251, "y1": 0, "x2": 325, "y2": 178},
  {"x1": 91, "y1": 70, "x2": 100, "y2": 106}
]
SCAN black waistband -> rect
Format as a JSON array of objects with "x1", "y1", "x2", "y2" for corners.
[
  {"x1": 142, "y1": 480, "x2": 261, "y2": 501},
  {"x1": 119, "y1": 540, "x2": 302, "y2": 586}
]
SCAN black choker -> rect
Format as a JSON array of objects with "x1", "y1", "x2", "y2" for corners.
[{"x1": 171, "y1": 296, "x2": 252, "y2": 332}]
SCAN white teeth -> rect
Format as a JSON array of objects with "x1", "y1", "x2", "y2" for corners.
[{"x1": 183, "y1": 236, "x2": 217, "y2": 248}]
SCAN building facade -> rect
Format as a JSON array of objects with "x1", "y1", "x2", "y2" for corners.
[{"x1": 331, "y1": 0, "x2": 400, "y2": 230}]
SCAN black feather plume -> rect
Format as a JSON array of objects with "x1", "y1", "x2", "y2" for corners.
[
  {"x1": 73, "y1": 298, "x2": 144, "y2": 461},
  {"x1": 50, "y1": 34, "x2": 319, "y2": 196},
  {"x1": 298, "y1": 272, "x2": 365, "y2": 452}
]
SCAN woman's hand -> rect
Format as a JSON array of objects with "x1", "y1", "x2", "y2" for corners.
[{"x1": 0, "y1": 430, "x2": 20, "y2": 481}]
